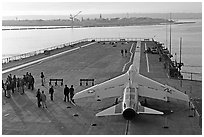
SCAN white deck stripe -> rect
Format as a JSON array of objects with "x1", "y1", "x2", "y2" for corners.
[
  {"x1": 17, "y1": 61, "x2": 42, "y2": 71},
  {"x1": 122, "y1": 43, "x2": 134, "y2": 72},
  {"x1": 190, "y1": 101, "x2": 200, "y2": 117},
  {"x1": 133, "y1": 41, "x2": 141, "y2": 72},
  {"x1": 145, "y1": 43, "x2": 150, "y2": 72},
  {"x1": 2, "y1": 42, "x2": 96, "y2": 74}
]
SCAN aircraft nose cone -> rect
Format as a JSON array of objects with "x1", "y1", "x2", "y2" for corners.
[{"x1": 123, "y1": 108, "x2": 136, "y2": 120}]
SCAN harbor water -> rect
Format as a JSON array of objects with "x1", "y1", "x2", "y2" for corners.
[{"x1": 2, "y1": 19, "x2": 202, "y2": 79}]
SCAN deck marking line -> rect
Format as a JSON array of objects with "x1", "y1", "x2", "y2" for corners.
[
  {"x1": 133, "y1": 41, "x2": 141, "y2": 72},
  {"x1": 2, "y1": 42, "x2": 96, "y2": 74},
  {"x1": 145, "y1": 43, "x2": 150, "y2": 72},
  {"x1": 122, "y1": 43, "x2": 134, "y2": 72},
  {"x1": 17, "y1": 61, "x2": 42, "y2": 71},
  {"x1": 190, "y1": 101, "x2": 200, "y2": 117},
  {"x1": 125, "y1": 120, "x2": 130, "y2": 135}
]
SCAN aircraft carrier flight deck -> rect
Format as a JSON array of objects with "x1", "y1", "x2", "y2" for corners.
[{"x1": 2, "y1": 39, "x2": 202, "y2": 135}]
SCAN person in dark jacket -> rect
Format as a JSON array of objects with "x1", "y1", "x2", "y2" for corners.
[
  {"x1": 41, "y1": 91, "x2": 47, "y2": 108},
  {"x1": 11, "y1": 79, "x2": 15, "y2": 93},
  {"x1": 13, "y1": 75, "x2": 17, "y2": 90},
  {"x1": 8, "y1": 74, "x2": 12, "y2": 83},
  {"x1": 2, "y1": 80, "x2": 6, "y2": 97},
  {"x1": 25, "y1": 72, "x2": 29, "y2": 86},
  {"x1": 125, "y1": 49, "x2": 128, "y2": 57},
  {"x1": 121, "y1": 49, "x2": 124, "y2": 56},
  {"x1": 20, "y1": 77, "x2": 25, "y2": 94},
  {"x1": 69, "y1": 85, "x2": 75, "y2": 103},
  {"x1": 49, "y1": 86, "x2": 54, "y2": 101},
  {"x1": 64, "y1": 85, "x2": 69, "y2": 102},
  {"x1": 17, "y1": 78, "x2": 20, "y2": 92},
  {"x1": 30, "y1": 74, "x2": 35, "y2": 90},
  {"x1": 23, "y1": 75, "x2": 26, "y2": 86},
  {"x1": 36, "y1": 89, "x2": 41, "y2": 107},
  {"x1": 40, "y1": 72, "x2": 45, "y2": 86},
  {"x1": 6, "y1": 80, "x2": 11, "y2": 98},
  {"x1": 28, "y1": 74, "x2": 32, "y2": 89}
]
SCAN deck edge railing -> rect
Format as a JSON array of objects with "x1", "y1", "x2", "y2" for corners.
[
  {"x1": 181, "y1": 71, "x2": 202, "y2": 81},
  {"x1": 2, "y1": 37, "x2": 153, "y2": 64}
]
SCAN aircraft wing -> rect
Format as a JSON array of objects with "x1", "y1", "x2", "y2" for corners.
[
  {"x1": 73, "y1": 73, "x2": 128, "y2": 100},
  {"x1": 96, "y1": 103, "x2": 123, "y2": 117},
  {"x1": 135, "y1": 73, "x2": 166, "y2": 90},
  {"x1": 164, "y1": 84, "x2": 190, "y2": 102},
  {"x1": 138, "y1": 86, "x2": 168, "y2": 101},
  {"x1": 136, "y1": 74, "x2": 189, "y2": 102}
]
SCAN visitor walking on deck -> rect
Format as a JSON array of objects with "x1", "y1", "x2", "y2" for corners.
[
  {"x1": 6, "y1": 81, "x2": 11, "y2": 98},
  {"x1": 41, "y1": 72, "x2": 45, "y2": 86},
  {"x1": 13, "y1": 75, "x2": 17, "y2": 90},
  {"x1": 69, "y1": 85, "x2": 75, "y2": 103},
  {"x1": 121, "y1": 49, "x2": 124, "y2": 56},
  {"x1": 11, "y1": 79, "x2": 15, "y2": 93},
  {"x1": 36, "y1": 89, "x2": 41, "y2": 107},
  {"x1": 49, "y1": 86, "x2": 54, "y2": 101},
  {"x1": 41, "y1": 91, "x2": 47, "y2": 108},
  {"x1": 17, "y1": 78, "x2": 20, "y2": 92},
  {"x1": 64, "y1": 85, "x2": 70, "y2": 102},
  {"x1": 8, "y1": 74, "x2": 12, "y2": 83},
  {"x1": 30, "y1": 73, "x2": 35, "y2": 90},
  {"x1": 125, "y1": 49, "x2": 127, "y2": 57},
  {"x1": 20, "y1": 77, "x2": 25, "y2": 94},
  {"x1": 2, "y1": 80, "x2": 6, "y2": 97},
  {"x1": 28, "y1": 73, "x2": 32, "y2": 89},
  {"x1": 25, "y1": 72, "x2": 29, "y2": 87}
]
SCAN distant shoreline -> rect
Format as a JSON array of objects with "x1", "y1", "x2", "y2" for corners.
[{"x1": 2, "y1": 18, "x2": 195, "y2": 31}]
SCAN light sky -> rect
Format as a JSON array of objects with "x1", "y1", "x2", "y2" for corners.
[{"x1": 2, "y1": 2, "x2": 202, "y2": 16}]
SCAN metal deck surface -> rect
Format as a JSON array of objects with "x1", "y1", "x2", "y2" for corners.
[{"x1": 2, "y1": 41, "x2": 201, "y2": 135}]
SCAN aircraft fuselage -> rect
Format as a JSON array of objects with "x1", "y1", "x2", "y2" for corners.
[
  {"x1": 122, "y1": 86, "x2": 138, "y2": 120},
  {"x1": 122, "y1": 65, "x2": 140, "y2": 120}
]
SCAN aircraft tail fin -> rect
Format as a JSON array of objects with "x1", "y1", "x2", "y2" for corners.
[
  {"x1": 96, "y1": 103, "x2": 123, "y2": 117},
  {"x1": 137, "y1": 103, "x2": 163, "y2": 115}
]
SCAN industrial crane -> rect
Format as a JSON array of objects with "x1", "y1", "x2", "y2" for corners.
[{"x1": 70, "y1": 11, "x2": 82, "y2": 28}]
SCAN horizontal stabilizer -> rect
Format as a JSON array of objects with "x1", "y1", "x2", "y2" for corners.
[
  {"x1": 137, "y1": 104, "x2": 163, "y2": 115},
  {"x1": 96, "y1": 103, "x2": 122, "y2": 117}
]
